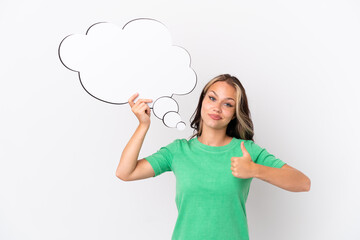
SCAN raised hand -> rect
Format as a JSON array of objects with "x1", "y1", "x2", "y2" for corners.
[
  {"x1": 128, "y1": 93, "x2": 153, "y2": 126},
  {"x1": 230, "y1": 141, "x2": 258, "y2": 179}
]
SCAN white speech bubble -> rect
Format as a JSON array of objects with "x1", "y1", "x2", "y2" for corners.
[
  {"x1": 152, "y1": 96, "x2": 185, "y2": 130},
  {"x1": 163, "y1": 111, "x2": 185, "y2": 130},
  {"x1": 153, "y1": 96, "x2": 178, "y2": 119},
  {"x1": 58, "y1": 18, "x2": 197, "y2": 129}
]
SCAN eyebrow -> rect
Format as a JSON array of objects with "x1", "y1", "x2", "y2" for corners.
[{"x1": 209, "y1": 90, "x2": 235, "y2": 101}]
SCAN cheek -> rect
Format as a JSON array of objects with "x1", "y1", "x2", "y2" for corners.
[
  {"x1": 224, "y1": 108, "x2": 236, "y2": 118},
  {"x1": 200, "y1": 106, "x2": 207, "y2": 120},
  {"x1": 201, "y1": 100, "x2": 211, "y2": 112}
]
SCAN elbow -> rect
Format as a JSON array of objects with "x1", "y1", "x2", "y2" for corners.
[
  {"x1": 303, "y1": 177, "x2": 311, "y2": 192},
  {"x1": 115, "y1": 172, "x2": 128, "y2": 181}
]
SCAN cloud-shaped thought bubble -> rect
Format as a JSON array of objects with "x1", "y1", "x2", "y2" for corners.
[{"x1": 58, "y1": 18, "x2": 197, "y2": 130}]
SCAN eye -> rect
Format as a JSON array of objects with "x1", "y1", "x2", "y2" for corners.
[
  {"x1": 225, "y1": 103, "x2": 233, "y2": 107},
  {"x1": 209, "y1": 96, "x2": 216, "y2": 101}
]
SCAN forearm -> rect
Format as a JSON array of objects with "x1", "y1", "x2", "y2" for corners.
[
  {"x1": 253, "y1": 164, "x2": 311, "y2": 192},
  {"x1": 116, "y1": 124, "x2": 149, "y2": 179}
]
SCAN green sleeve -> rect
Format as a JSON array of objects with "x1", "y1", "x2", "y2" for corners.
[
  {"x1": 144, "y1": 139, "x2": 178, "y2": 177},
  {"x1": 248, "y1": 140, "x2": 286, "y2": 168}
]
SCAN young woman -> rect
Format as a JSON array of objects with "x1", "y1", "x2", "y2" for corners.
[{"x1": 116, "y1": 74, "x2": 311, "y2": 240}]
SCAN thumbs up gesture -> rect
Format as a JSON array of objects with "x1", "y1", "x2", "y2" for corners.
[{"x1": 231, "y1": 142, "x2": 258, "y2": 179}]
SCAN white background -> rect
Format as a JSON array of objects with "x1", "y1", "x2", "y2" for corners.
[{"x1": 1, "y1": 0, "x2": 359, "y2": 239}]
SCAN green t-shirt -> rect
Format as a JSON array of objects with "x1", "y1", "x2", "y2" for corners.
[{"x1": 144, "y1": 137, "x2": 286, "y2": 240}]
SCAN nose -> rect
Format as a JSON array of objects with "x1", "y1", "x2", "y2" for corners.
[{"x1": 213, "y1": 102, "x2": 221, "y2": 113}]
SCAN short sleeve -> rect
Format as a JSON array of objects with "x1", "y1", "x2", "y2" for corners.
[
  {"x1": 248, "y1": 141, "x2": 286, "y2": 168},
  {"x1": 144, "y1": 139, "x2": 178, "y2": 177}
]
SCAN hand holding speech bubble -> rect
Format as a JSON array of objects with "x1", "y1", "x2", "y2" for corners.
[{"x1": 58, "y1": 18, "x2": 197, "y2": 130}]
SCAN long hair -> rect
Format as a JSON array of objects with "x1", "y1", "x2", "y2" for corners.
[{"x1": 189, "y1": 74, "x2": 254, "y2": 141}]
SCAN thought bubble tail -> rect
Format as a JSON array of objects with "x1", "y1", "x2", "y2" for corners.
[
  {"x1": 176, "y1": 121, "x2": 186, "y2": 131},
  {"x1": 163, "y1": 111, "x2": 186, "y2": 130},
  {"x1": 153, "y1": 96, "x2": 178, "y2": 119}
]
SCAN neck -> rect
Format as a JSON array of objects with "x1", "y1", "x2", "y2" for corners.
[{"x1": 197, "y1": 128, "x2": 232, "y2": 147}]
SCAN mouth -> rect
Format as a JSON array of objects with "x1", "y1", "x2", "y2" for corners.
[{"x1": 209, "y1": 114, "x2": 222, "y2": 120}]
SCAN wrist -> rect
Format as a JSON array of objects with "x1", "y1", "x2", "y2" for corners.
[
  {"x1": 252, "y1": 163, "x2": 260, "y2": 178},
  {"x1": 138, "y1": 123, "x2": 150, "y2": 130}
]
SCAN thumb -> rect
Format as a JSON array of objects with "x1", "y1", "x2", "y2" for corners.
[{"x1": 240, "y1": 141, "x2": 250, "y2": 156}]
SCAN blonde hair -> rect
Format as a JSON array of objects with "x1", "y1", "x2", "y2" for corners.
[{"x1": 190, "y1": 74, "x2": 254, "y2": 141}]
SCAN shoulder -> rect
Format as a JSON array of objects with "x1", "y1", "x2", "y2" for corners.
[
  {"x1": 232, "y1": 137, "x2": 254, "y2": 146},
  {"x1": 232, "y1": 138, "x2": 259, "y2": 154},
  {"x1": 173, "y1": 138, "x2": 192, "y2": 148},
  {"x1": 163, "y1": 138, "x2": 189, "y2": 151},
  {"x1": 168, "y1": 138, "x2": 196, "y2": 152},
  {"x1": 168, "y1": 138, "x2": 187, "y2": 145}
]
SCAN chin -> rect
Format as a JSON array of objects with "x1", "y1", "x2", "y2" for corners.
[{"x1": 204, "y1": 121, "x2": 227, "y2": 130}]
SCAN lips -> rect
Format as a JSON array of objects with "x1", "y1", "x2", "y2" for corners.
[{"x1": 209, "y1": 114, "x2": 222, "y2": 120}]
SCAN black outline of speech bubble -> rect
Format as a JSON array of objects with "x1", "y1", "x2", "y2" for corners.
[
  {"x1": 153, "y1": 96, "x2": 184, "y2": 128},
  {"x1": 58, "y1": 18, "x2": 197, "y2": 127}
]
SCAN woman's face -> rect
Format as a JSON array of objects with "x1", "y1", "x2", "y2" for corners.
[{"x1": 200, "y1": 81, "x2": 236, "y2": 132}]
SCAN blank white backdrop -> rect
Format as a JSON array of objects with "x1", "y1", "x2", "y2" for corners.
[{"x1": 0, "y1": 0, "x2": 359, "y2": 239}]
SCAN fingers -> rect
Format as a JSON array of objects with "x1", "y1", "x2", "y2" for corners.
[
  {"x1": 136, "y1": 101, "x2": 150, "y2": 113},
  {"x1": 128, "y1": 93, "x2": 152, "y2": 108},
  {"x1": 144, "y1": 102, "x2": 151, "y2": 116},
  {"x1": 128, "y1": 93, "x2": 139, "y2": 107},
  {"x1": 132, "y1": 99, "x2": 153, "y2": 111},
  {"x1": 132, "y1": 100, "x2": 152, "y2": 118},
  {"x1": 240, "y1": 142, "x2": 250, "y2": 156}
]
